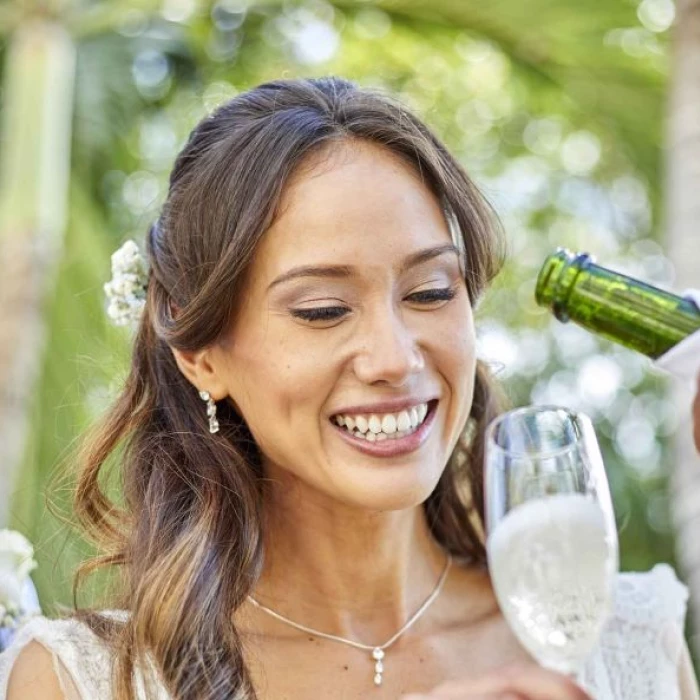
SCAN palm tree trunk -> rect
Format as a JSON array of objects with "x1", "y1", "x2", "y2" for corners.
[
  {"x1": 0, "y1": 21, "x2": 75, "y2": 526},
  {"x1": 666, "y1": 0, "x2": 700, "y2": 656}
]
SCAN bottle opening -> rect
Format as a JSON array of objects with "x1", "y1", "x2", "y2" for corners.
[{"x1": 535, "y1": 248, "x2": 573, "y2": 308}]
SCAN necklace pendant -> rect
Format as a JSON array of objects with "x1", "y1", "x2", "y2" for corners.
[{"x1": 372, "y1": 648, "x2": 385, "y2": 686}]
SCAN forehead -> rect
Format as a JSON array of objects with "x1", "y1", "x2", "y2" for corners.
[{"x1": 251, "y1": 140, "x2": 453, "y2": 283}]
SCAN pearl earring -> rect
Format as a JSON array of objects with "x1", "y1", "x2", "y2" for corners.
[{"x1": 199, "y1": 390, "x2": 220, "y2": 434}]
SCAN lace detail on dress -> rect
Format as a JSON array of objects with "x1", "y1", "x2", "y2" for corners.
[
  {"x1": 0, "y1": 615, "x2": 116, "y2": 699},
  {"x1": 0, "y1": 611, "x2": 172, "y2": 700},
  {"x1": 580, "y1": 564, "x2": 689, "y2": 700}
]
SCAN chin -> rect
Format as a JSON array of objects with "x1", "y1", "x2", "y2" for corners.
[{"x1": 333, "y1": 467, "x2": 443, "y2": 512}]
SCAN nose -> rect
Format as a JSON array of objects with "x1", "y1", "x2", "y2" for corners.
[{"x1": 352, "y1": 304, "x2": 425, "y2": 386}]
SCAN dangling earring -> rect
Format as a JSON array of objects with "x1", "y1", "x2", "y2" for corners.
[{"x1": 199, "y1": 390, "x2": 220, "y2": 434}]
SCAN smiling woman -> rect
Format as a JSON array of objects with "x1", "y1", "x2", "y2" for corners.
[
  {"x1": 180, "y1": 137, "x2": 485, "y2": 516},
  {"x1": 0, "y1": 77, "x2": 695, "y2": 700}
]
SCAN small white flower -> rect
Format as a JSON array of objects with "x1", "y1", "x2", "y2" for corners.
[
  {"x1": 0, "y1": 530, "x2": 38, "y2": 624},
  {"x1": 0, "y1": 530, "x2": 36, "y2": 581},
  {"x1": 112, "y1": 240, "x2": 146, "y2": 276},
  {"x1": 104, "y1": 239, "x2": 148, "y2": 327}
]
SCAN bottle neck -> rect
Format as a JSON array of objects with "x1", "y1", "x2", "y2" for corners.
[{"x1": 536, "y1": 248, "x2": 700, "y2": 359}]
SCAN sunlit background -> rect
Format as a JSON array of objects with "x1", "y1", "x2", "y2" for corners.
[{"x1": 1, "y1": 0, "x2": 697, "y2": 655}]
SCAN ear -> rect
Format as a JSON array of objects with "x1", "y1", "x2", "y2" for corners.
[{"x1": 171, "y1": 347, "x2": 228, "y2": 401}]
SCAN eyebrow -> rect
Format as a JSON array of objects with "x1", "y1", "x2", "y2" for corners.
[{"x1": 266, "y1": 243, "x2": 461, "y2": 293}]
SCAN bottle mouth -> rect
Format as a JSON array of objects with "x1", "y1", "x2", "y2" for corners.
[
  {"x1": 535, "y1": 248, "x2": 594, "y2": 322},
  {"x1": 535, "y1": 248, "x2": 574, "y2": 308}
]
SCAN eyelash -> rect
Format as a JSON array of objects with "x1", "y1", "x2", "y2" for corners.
[{"x1": 291, "y1": 287, "x2": 458, "y2": 323}]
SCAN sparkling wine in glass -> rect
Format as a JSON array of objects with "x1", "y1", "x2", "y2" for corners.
[{"x1": 484, "y1": 405, "x2": 619, "y2": 676}]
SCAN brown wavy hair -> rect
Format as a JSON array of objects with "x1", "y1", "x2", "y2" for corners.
[{"x1": 71, "y1": 77, "x2": 505, "y2": 699}]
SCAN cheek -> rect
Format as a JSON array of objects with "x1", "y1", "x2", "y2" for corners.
[
  {"x1": 433, "y1": 299, "x2": 476, "y2": 378},
  {"x1": 434, "y1": 302, "x2": 477, "y2": 416},
  {"x1": 228, "y1": 336, "x2": 330, "y2": 436}
]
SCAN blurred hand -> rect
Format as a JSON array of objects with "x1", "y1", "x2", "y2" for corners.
[
  {"x1": 693, "y1": 373, "x2": 700, "y2": 453},
  {"x1": 401, "y1": 664, "x2": 592, "y2": 700}
]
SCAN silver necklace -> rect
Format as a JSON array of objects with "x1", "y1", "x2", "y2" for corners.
[{"x1": 247, "y1": 553, "x2": 452, "y2": 688}]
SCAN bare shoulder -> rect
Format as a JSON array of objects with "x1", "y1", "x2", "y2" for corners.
[{"x1": 6, "y1": 640, "x2": 66, "y2": 700}]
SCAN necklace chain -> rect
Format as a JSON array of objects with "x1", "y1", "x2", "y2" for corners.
[{"x1": 247, "y1": 553, "x2": 452, "y2": 688}]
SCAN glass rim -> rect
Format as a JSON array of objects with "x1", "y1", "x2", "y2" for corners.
[{"x1": 486, "y1": 404, "x2": 592, "y2": 460}]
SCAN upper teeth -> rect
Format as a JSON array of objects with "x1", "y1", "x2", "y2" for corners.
[{"x1": 333, "y1": 402, "x2": 429, "y2": 434}]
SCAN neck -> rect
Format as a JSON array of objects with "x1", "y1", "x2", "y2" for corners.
[{"x1": 244, "y1": 476, "x2": 450, "y2": 645}]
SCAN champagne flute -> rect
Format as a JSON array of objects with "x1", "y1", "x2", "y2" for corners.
[{"x1": 484, "y1": 405, "x2": 619, "y2": 677}]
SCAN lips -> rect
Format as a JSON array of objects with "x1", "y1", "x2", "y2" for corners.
[
  {"x1": 332, "y1": 401, "x2": 432, "y2": 437},
  {"x1": 329, "y1": 400, "x2": 439, "y2": 457}
]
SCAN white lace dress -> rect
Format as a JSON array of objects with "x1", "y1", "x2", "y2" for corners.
[{"x1": 1, "y1": 564, "x2": 698, "y2": 699}]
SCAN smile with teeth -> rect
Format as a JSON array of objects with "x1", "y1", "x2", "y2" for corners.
[{"x1": 332, "y1": 402, "x2": 430, "y2": 441}]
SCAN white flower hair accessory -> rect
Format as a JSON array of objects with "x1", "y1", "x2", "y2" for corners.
[{"x1": 104, "y1": 239, "x2": 149, "y2": 327}]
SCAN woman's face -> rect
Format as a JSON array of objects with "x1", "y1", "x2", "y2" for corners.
[{"x1": 210, "y1": 140, "x2": 477, "y2": 511}]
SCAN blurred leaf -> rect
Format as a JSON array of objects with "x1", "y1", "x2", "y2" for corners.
[{"x1": 9, "y1": 181, "x2": 130, "y2": 610}]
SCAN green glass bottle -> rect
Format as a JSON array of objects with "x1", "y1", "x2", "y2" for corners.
[{"x1": 535, "y1": 248, "x2": 700, "y2": 359}]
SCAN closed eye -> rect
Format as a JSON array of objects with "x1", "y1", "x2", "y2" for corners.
[
  {"x1": 408, "y1": 287, "x2": 458, "y2": 305},
  {"x1": 290, "y1": 287, "x2": 458, "y2": 323},
  {"x1": 291, "y1": 306, "x2": 348, "y2": 322}
]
